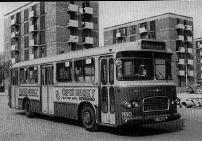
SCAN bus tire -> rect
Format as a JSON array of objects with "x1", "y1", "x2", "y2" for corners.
[
  {"x1": 25, "y1": 100, "x2": 34, "y2": 118},
  {"x1": 81, "y1": 105, "x2": 98, "y2": 131}
]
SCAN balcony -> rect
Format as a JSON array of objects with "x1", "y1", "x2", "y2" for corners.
[
  {"x1": 29, "y1": 39, "x2": 39, "y2": 47},
  {"x1": 11, "y1": 32, "x2": 20, "y2": 39},
  {"x1": 186, "y1": 36, "x2": 192, "y2": 42},
  {"x1": 201, "y1": 59, "x2": 202, "y2": 64},
  {"x1": 83, "y1": 22, "x2": 94, "y2": 30},
  {"x1": 176, "y1": 35, "x2": 184, "y2": 41},
  {"x1": 29, "y1": 25, "x2": 38, "y2": 33},
  {"x1": 188, "y1": 71, "x2": 194, "y2": 77},
  {"x1": 11, "y1": 44, "x2": 19, "y2": 52},
  {"x1": 185, "y1": 25, "x2": 192, "y2": 31},
  {"x1": 11, "y1": 58, "x2": 16, "y2": 64},
  {"x1": 199, "y1": 44, "x2": 202, "y2": 48},
  {"x1": 29, "y1": 11, "x2": 38, "y2": 19},
  {"x1": 187, "y1": 48, "x2": 193, "y2": 54},
  {"x1": 176, "y1": 24, "x2": 185, "y2": 30},
  {"x1": 200, "y1": 51, "x2": 202, "y2": 56},
  {"x1": 67, "y1": 4, "x2": 78, "y2": 12},
  {"x1": 178, "y1": 59, "x2": 185, "y2": 65},
  {"x1": 188, "y1": 59, "x2": 193, "y2": 65},
  {"x1": 67, "y1": 20, "x2": 78, "y2": 28},
  {"x1": 176, "y1": 47, "x2": 185, "y2": 53},
  {"x1": 139, "y1": 27, "x2": 148, "y2": 34},
  {"x1": 83, "y1": 37, "x2": 94, "y2": 44},
  {"x1": 67, "y1": 35, "x2": 79, "y2": 43},
  {"x1": 11, "y1": 19, "x2": 19, "y2": 26},
  {"x1": 178, "y1": 70, "x2": 185, "y2": 76},
  {"x1": 83, "y1": 7, "x2": 93, "y2": 15},
  {"x1": 29, "y1": 54, "x2": 34, "y2": 60}
]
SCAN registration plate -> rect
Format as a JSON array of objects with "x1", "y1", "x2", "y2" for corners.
[{"x1": 154, "y1": 116, "x2": 167, "y2": 122}]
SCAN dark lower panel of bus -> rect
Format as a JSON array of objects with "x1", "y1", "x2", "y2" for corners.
[{"x1": 113, "y1": 85, "x2": 180, "y2": 126}]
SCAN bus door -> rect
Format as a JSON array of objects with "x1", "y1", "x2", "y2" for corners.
[
  {"x1": 41, "y1": 64, "x2": 54, "y2": 115},
  {"x1": 100, "y1": 57, "x2": 115, "y2": 125},
  {"x1": 10, "y1": 69, "x2": 18, "y2": 108}
]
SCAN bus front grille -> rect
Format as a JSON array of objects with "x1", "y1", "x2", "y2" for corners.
[{"x1": 143, "y1": 96, "x2": 169, "y2": 112}]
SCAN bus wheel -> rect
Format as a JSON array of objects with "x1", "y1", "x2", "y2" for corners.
[
  {"x1": 25, "y1": 100, "x2": 34, "y2": 118},
  {"x1": 81, "y1": 105, "x2": 98, "y2": 131}
]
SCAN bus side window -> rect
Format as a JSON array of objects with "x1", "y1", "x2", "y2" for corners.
[
  {"x1": 28, "y1": 66, "x2": 38, "y2": 84},
  {"x1": 74, "y1": 60, "x2": 84, "y2": 82},
  {"x1": 56, "y1": 61, "x2": 72, "y2": 82},
  {"x1": 74, "y1": 58, "x2": 95, "y2": 82}
]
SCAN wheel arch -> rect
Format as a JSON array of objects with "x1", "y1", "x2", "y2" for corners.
[
  {"x1": 77, "y1": 101, "x2": 97, "y2": 121},
  {"x1": 22, "y1": 97, "x2": 30, "y2": 110}
]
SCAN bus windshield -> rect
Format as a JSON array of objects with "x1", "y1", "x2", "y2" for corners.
[{"x1": 116, "y1": 51, "x2": 172, "y2": 81}]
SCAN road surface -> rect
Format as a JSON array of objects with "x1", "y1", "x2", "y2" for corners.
[{"x1": 0, "y1": 95, "x2": 202, "y2": 141}]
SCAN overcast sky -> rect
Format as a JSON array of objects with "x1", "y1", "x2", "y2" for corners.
[{"x1": 1, "y1": 1, "x2": 202, "y2": 53}]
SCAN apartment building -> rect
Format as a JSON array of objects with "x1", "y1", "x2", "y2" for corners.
[
  {"x1": 194, "y1": 38, "x2": 202, "y2": 84},
  {"x1": 4, "y1": 1, "x2": 99, "y2": 64},
  {"x1": 104, "y1": 13, "x2": 194, "y2": 88}
]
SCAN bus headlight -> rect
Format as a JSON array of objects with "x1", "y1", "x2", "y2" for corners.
[{"x1": 125, "y1": 101, "x2": 132, "y2": 109}]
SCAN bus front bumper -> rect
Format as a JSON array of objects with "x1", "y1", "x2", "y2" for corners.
[{"x1": 121, "y1": 113, "x2": 181, "y2": 125}]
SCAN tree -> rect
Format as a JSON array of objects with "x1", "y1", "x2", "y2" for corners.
[{"x1": 0, "y1": 61, "x2": 11, "y2": 85}]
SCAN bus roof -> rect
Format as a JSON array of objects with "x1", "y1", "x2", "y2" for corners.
[{"x1": 11, "y1": 40, "x2": 172, "y2": 68}]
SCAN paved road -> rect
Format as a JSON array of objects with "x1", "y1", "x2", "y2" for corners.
[{"x1": 0, "y1": 96, "x2": 202, "y2": 141}]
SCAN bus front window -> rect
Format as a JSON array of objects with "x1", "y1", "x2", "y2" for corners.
[
  {"x1": 116, "y1": 51, "x2": 172, "y2": 81},
  {"x1": 117, "y1": 58, "x2": 154, "y2": 81}
]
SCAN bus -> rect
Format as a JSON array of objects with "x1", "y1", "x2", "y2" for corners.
[{"x1": 8, "y1": 39, "x2": 180, "y2": 131}]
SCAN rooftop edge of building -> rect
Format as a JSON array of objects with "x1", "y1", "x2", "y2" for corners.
[
  {"x1": 4, "y1": 2, "x2": 33, "y2": 16},
  {"x1": 104, "y1": 12, "x2": 193, "y2": 30}
]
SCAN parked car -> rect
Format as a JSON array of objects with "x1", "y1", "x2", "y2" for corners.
[{"x1": 177, "y1": 85, "x2": 202, "y2": 108}]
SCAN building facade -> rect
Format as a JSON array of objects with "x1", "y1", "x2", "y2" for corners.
[
  {"x1": 194, "y1": 38, "x2": 202, "y2": 84},
  {"x1": 4, "y1": 1, "x2": 99, "y2": 64},
  {"x1": 104, "y1": 13, "x2": 194, "y2": 88}
]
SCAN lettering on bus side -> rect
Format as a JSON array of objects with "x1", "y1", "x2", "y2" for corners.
[
  {"x1": 55, "y1": 88, "x2": 98, "y2": 104},
  {"x1": 18, "y1": 87, "x2": 40, "y2": 100}
]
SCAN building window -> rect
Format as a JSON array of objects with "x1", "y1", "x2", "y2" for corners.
[
  {"x1": 119, "y1": 27, "x2": 127, "y2": 37},
  {"x1": 150, "y1": 20, "x2": 155, "y2": 31},
  {"x1": 40, "y1": 45, "x2": 46, "y2": 57},
  {"x1": 148, "y1": 32, "x2": 156, "y2": 39},
  {"x1": 177, "y1": 18, "x2": 184, "y2": 24},
  {"x1": 24, "y1": 22, "x2": 29, "y2": 35},
  {"x1": 56, "y1": 61, "x2": 72, "y2": 82},
  {"x1": 130, "y1": 35, "x2": 136, "y2": 42},
  {"x1": 140, "y1": 22, "x2": 147, "y2": 29},
  {"x1": 129, "y1": 25, "x2": 136, "y2": 35},
  {"x1": 39, "y1": 30, "x2": 45, "y2": 45},
  {"x1": 74, "y1": 58, "x2": 95, "y2": 82},
  {"x1": 40, "y1": 15, "x2": 45, "y2": 30},
  {"x1": 24, "y1": 9, "x2": 29, "y2": 22},
  {"x1": 40, "y1": 2, "x2": 45, "y2": 15},
  {"x1": 24, "y1": 50, "x2": 29, "y2": 61},
  {"x1": 24, "y1": 36, "x2": 29, "y2": 48}
]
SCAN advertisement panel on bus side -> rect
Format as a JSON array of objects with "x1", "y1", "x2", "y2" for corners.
[
  {"x1": 17, "y1": 87, "x2": 40, "y2": 100},
  {"x1": 54, "y1": 87, "x2": 98, "y2": 105}
]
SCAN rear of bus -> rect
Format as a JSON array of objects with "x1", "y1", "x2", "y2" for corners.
[{"x1": 113, "y1": 40, "x2": 180, "y2": 126}]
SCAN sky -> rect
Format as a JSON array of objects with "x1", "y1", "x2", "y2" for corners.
[{"x1": 1, "y1": 1, "x2": 202, "y2": 52}]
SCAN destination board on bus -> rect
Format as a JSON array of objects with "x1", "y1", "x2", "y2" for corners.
[{"x1": 141, "y1": 40, "x2": 165, "y2": 50}]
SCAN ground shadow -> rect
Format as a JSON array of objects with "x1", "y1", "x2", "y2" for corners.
[
  {"x1": 15, "y1": 111, "x2": 184, "y2": 136},
  {"x1": 99, "y1": 119, "x2": 185, "y2": 137}
]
